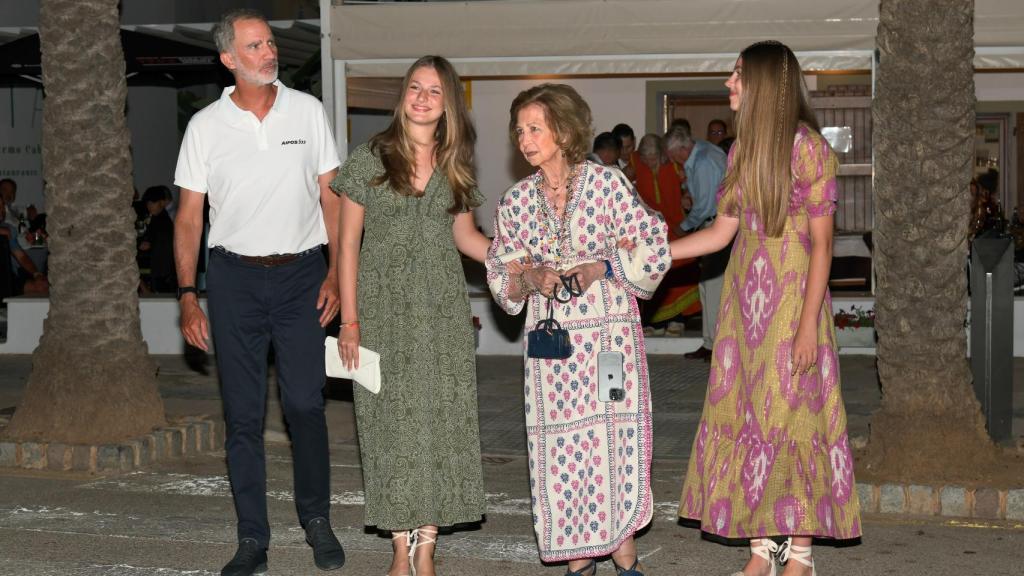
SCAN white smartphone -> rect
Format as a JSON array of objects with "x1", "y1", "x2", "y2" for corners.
[{"x1": 597, "y1": 351, "x2": 625, "y2": 402}]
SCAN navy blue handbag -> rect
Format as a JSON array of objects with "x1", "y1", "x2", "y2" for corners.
[{"x1": 526, "y1": 274, "x2": 582, "y2": 360}]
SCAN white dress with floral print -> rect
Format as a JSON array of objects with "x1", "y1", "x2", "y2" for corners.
[{"x1": 486, "y1": 161, "x2": 671, "y2": 561}]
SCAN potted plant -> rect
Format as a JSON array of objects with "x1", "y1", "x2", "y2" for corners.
[{"x1": 833, "y1": 305, "x2": 875, "y2": 348}]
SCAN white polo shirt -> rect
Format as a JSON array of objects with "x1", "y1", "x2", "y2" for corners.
[{"x1": 174, "y1": 80, "x2": 339, "y2": 256}]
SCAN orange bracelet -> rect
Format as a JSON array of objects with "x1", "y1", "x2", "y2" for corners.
[{"x1": 340, "y1": 320, "x2": 359, "y2": 328}]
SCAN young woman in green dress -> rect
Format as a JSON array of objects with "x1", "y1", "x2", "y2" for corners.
[{"x1": 332, "y1": 55, "x2": 493, "y2": 576}]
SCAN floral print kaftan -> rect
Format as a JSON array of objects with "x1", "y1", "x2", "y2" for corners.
[{"x1": 486, "y1": 161, "x2": 671, "y2": 561}]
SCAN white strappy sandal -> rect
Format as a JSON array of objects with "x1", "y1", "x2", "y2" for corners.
[
  {"x1": 388, "y1": 530, "x2": 414, "y2": 576},
  {"x1": 409, "y1": 527, "x2": 438, "y2": 576},
  {"x1": 781, "y1": 543, "x2": 816, "y2": 576},
  {"x1": 730, "y1": 538, "x2": 787, "y2": 576}
]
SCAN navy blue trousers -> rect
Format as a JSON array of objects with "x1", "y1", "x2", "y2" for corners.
[{"x1": 207, "y1": 247, "x2": 330, "y2": 547}]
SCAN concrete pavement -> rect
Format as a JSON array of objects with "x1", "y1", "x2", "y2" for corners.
[{"x1": 0, "y1": 353, "x2": 1023, "y2": 575}]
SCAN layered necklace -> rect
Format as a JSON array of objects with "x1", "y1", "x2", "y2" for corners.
[{"x1": 538, "y1": 163, "x2": 578, "y2": 267}]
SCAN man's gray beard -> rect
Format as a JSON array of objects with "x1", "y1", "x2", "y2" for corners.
[{"x1": 237, "y1": 63, "x2": 278, "y2": 86}]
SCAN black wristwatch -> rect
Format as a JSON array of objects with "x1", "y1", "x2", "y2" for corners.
[{"x1": 176, "y1": 286, "x2": 199, "y2": 300}]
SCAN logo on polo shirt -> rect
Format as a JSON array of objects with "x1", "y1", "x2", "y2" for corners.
[{"x1": 281, "y1": 138, "x2": 307, "y2": 146}]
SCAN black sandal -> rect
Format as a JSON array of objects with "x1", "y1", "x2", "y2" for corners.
[
  {"x1": 566, "y1": 559, "x2": 597, "y2": 576},
  {"x1": 612, "y1": 557, "x2": 644, "y2": 576}
]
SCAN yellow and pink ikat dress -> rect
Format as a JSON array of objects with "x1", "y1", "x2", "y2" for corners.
[{"x1": 678, "y1": 125, "x2": 862, "y2": 540}]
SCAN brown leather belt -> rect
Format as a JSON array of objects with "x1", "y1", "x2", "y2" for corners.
[
  {"x1": 214, "y1": 246, "x2": 321, "y2": 267},
  {"x1": 237, "y1": 253, "x2": 300, "y2": 267}
]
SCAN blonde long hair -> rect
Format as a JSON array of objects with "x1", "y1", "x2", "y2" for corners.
[
  {"x1": 721, "y1": 41, "x2": 821, "y2": 236},
  {"x1": 370, "y1": 55, "x2": 478, "y2": 214}
]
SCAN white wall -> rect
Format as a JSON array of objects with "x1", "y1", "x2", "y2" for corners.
[
  {"x1": 976, "y1": 73, "x2": 1024, "y2": 101},
  {"x1": 468, "y1": 77, "x2": 648, "y2": 234}
]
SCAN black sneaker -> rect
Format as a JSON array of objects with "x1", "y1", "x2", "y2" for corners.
[
  {"x1": 304, "y1": 517, "x2": 346, "y2": 571},
  {"x1": 221, "y1": 538, "x2": 267, "y2": 576}
]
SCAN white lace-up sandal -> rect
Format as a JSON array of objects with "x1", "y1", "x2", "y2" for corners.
[
  {"x1": 782, "y1": 543, "x2": 815, "y2": 576},
  {"x1": 408, "y1": 527, "x2": 438, "y2": 576},
  {"x1": 389, "y1": 530, "x2": 414, "y2": 576},
  {"x1": 730, "y1": 538, "x2": 787, "y2": 576}
]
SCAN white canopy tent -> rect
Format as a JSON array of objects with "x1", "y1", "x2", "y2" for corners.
[{"x1": 320, "y1": 0, "x2": 1024, "y2": 156}]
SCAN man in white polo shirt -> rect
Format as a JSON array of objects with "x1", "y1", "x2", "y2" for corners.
[{"x1": 173, "y1": 9, "x2": 344, "y2": 575}]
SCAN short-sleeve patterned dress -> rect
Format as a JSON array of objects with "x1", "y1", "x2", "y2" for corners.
[
  {"x1": 486, "y1": 161, "x2": 671, "y2": 562},
  {"x1": 331, "y1": 143, "x2": 486, "y2": 531},
  {"x1": 678, "y1": 126, "x2": 862, "y2": 540}
]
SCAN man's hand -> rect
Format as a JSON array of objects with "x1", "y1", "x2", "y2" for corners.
[
  {"x1": 180, "y1": 296, "x2": 210, "y2": 351},
  {"x1": 316, "y1": 274, "x2": 340, "y2": 327}
]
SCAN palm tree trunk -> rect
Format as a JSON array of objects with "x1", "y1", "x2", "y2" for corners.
[
  {"x1": 867, "y1": 0, "x2": 996, "y2": 481},
  {"x1": 4, "y1": 0, "x2": 165, "y2": 444}
]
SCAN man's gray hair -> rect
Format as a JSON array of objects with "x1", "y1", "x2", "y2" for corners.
[
  {"x1": 665, "y1": 124, "x2": 695, "y2": 151},
  {"x1": 213, "y1": 8, "x2": 267, "y2": 54}
]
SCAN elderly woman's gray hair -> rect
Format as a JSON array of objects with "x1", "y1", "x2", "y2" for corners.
[
  {"x1": 664, "y1": 124, "x2": 695, "y2": 151},
  {"x1": 637, "y1": 133, "x2": 666, "y2": 162}
]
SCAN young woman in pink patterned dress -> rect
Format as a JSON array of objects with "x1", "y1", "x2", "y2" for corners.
[
  {"x1": 486, "y1": 84, "x2": 671, "y2": 576},
  {"x1": 669, "y1": 42, "x2": 862, "y2": 576}
]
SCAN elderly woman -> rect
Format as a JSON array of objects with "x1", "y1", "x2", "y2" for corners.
[
  {"x1": 634, "y1": 133, "x2": 701, "y2": 336},
  {"x1": 635, "y1": 134, "x2": 686, "y2": 239},
  {"x1": 486, "y1": 84, "x2": 671, "y2": 576}
]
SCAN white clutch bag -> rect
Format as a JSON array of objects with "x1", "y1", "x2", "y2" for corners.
[{"x1": 324, "y1": 336, "x2": 381, "y2": 394}]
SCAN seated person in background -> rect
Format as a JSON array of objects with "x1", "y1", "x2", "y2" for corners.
[
  {"x1": 1, "y1": 178, "x2": 26, "y2": 228},
  {"x1": 27, "y1": 213, "x2": 47, "y2": 243},
  {"x1": 589, "y1": 131, "x2": 622, "y2": 167},
  {"x1": 1, "y1": 178, "x2": 43, "y2": 249},
  {"x1": 0, "y1": 197, "x2": 47, "y2": 295},
  {"x1": 137, "y1": 185, "x2": 177, "y2": 293}
]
